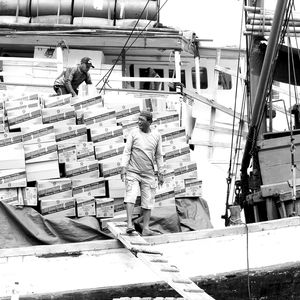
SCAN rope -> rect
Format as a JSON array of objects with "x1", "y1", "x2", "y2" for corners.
[
  {"x1": 56, "y1": 0, "x2": 61, "y2": 25},
  {"x1": 229, "y1": 218, "x2": 251, "y2": 299},
  {"x1": 224, "y1": 0, "x2": 246, "y2": 220},
  {"x1": 81, "y1": 0, "x2": 86, "y2": 26},
  {"x1": 95, "y1": 0, "x2": 169, "y2": 93}
]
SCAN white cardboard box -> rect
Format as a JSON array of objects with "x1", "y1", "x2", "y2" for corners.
[
  {"x1": 76, "y1": 196, "x2": 96, "y2": 217},
  {"x1": 94, "y1": 143, "x2": 124, "y2": 163},
  {"x1": 55, "y1": 125, "x2": 87, "y2": 145},
  {"x1": 90, "y1": 125, "x2": 123, "y2": 145},
  {"x1": 76, "y1": 142, "x2": 95, "y2": 161},
  {"x1": 26, "y1": 160, "x2": 60, "y2": 182},
  {"x1": 18, "y1": 187, "x2": 38, "y2": 206},
  {"x1": 72, "y1": 177, "x2": 107, "y2": 198},
  {"x1": 0, "y1": 169, "x2": 26, "y2": 188},
  {"x1": 24, "y1": 142, "x2": 58, "y2": 164},
  {"x1": 65, "y1": 160, "x2": 99, "y2": 179},
  {"x1": 95, "y1": 198, "x2": 114, "y2": 218},
  {"x1": 37, "y1": 178, "x2": 72, "y2": 201},
  {"x1": 22, "y1": 124, "x2": 56, "y2": 144},
  {"x1": 40, "y1": 197, "x2": 76, "y2": 217},
  {"x1": 57, "y1": 144, "x2": 77, "y2": 163}
]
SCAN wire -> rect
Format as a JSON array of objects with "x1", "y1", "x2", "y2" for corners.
[
  {"x1": 95, "y1": 0, "x2": 153, "y2": 89},
  {"x1": 95, "y1": 0, "x2": 169, "y2": 93},
  {"x1": 225, "y1": 0, "x2": 246, "y2": 218},
  {"x1": 229, "y1": 218, "x2": 251, "y2": 299}
]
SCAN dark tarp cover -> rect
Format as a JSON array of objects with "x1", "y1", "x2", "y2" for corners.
[
  {"x1": 253, "y1": 42, "x2": 300, "y2": 86},
  {"x1": 0, "y1": 197, "x2": 212, "y2": 249}
]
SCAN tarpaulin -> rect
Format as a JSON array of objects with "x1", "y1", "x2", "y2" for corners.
[
  {"x1": 0, "y1": 201, "x2": 110, "y2": 249},
  {"x1": 0, "y1": 197, "x2": 212, "y2": 249},
  {"x1": 253, "y1": 42, "x2": 300, "y2": 86}
]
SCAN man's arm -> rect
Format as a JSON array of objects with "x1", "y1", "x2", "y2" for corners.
[
  {"x1": 155, "y1": 135, "x2": 164, "y2": 185},
  {"x1": 85, "y1": 72, "x2": 92, "y2": 85},
  {"x1": 120, "y1": 132, "x2": 133, "y2": 182},
  {"x1": 64, "y1": 68, "x2": 77, "y2": 97}
]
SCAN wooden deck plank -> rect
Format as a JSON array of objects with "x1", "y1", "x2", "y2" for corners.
[{"x1": 107, "y1": 222, "x2": 215, "y2": 300}]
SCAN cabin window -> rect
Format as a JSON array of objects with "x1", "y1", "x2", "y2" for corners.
[
  {"x1": 217, "y1": 72, "x2": 232, "y2": 90},
  {"x1": 129, "y1": 64, "x2": 135, "y2": 88},
  {"x1": 192, "y1": 67, "x2": 208, "y2": 89},
  {"x1": 139, "y1": 68, "x2": 164, "y2": 90},
  {"x1": 168, "y1": 69, "x2": 186, "y2": 91}
]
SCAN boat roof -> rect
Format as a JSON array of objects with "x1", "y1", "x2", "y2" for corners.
[{"x1": 0, "y1": 24, "x2": 191, "y2": 57}]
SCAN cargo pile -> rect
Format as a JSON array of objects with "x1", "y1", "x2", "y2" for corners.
[{"x1": 0, "y1": 91, "x2": 202, "y2": 230}]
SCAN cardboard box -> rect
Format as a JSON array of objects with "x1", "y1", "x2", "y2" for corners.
[
  {"x1": 113, "y1": 196, "x2": 141, "y2": 216},
  {"x1": 7, "y1": 108, "x2": 43, "y2": 130},
  {"x1": 22, "y1": 125, "x2": 56, "y2": 144},
  {"x1": 9, "y1": 93, "x2": 39, "y2": 101},
  {"x1": 76, "y1": 142, "x2": 95, "y2": 161},
  {"x1": 121, "y1": 119, "x2": 138, "y2": 139},
  {"x1": 76, "y1": 196, "x2": 96, "y2": 217},
  {"x1": 152, "y1": 112, "x2": 180, "y2": 129},
  {"x1": 101, "y1": 161, "x2": 122, "y2": 179},
  {"x1": 24, "y1": 142, "x2": 58, "y2": 164},
  {"x1": 37, "y1": 178, "x2": 72, "y2": 201},
  {"x1": 42, "y1": 94, "x2": 71, "y2": 108},
  {"x1": 55, "y1": 125, "x2": 87, "y2": 145},
  {"x1": 94, "y1": 143, "x2": 124, "y2": 163},
  {"x1": 57, "y1": 144, "x2": 77, "y2": 163},
  {"x1": 84, "y1": 107, "x2": 116, "y2": 127},
  {"x1": 154, "y1": 186, "x2": 176, "y2": 208},
  {"x1": 72, "y1": 177, "x2": 107, "y2": 197},
  {"x1": 163, "y1": 144, "x2": 191, "y2": 163},
  {"x1": 65, "y1": 160, "x2": 99, "y2": 179},
  {"x1": 0, "y1": 169, "x2": 26, "y2": 188},
  {"x1": 0, "y1": 143, "x2": 25, "y2": 169},
  {"x1": 71, "y1": 94, "x2": 104, "y2": 111},
  {"x1": 167, "y1": 161, "x2": 198, "y2": 190},
  {"x1": 5, "y1": 99, "x2": 40, "y2": 112},
  {"x1": 177, "y1": 178, "x2": 202, "y2": 197},
  {"x1": 90, "y1": 125, "x2": 123, "y2": 145},
  {"x1": 160, "y1": 127, "x2": 186, "y2": 144},
  {"x1": 95, "y1": 198, "x2": 114, "y2": 218},
  {"x1": 108, "y1": 178, "x2": 125, "y2": 198},
  {"x1": 42, "y1": 105, "x2": 76, "y2": 126},
  {"x1": 18, "y1": 187, "x2": 38, "y2": 206},
  {"x1": 26, "y1": 160, "x2": 60, "y2": 182},
  {"x1": 0, "y1": 188, "x2": 18, "y2": 205},
  {"x1": 40, "y1": 197, "x2": 76, "y2": 217},
  {"x1": 114, "y1": 104, "x2": 140, "y2": 124}
]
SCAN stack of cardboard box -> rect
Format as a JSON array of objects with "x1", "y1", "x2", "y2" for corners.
[{"x1": 0, "y1": 92, "x2": 202, "y2": 229}]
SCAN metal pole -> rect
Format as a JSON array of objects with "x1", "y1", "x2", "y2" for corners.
[{"x1": 241, "y1": 0, "x2": 289, "y2": 177}]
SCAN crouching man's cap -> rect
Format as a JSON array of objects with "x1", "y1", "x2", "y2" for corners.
[{"x1": 81, "y1": 57, "x2": 95, "y2": 68}]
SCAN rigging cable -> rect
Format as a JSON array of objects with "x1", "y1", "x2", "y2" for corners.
[
  {"x1": 224, "y1": 0, "x2": 246, "y2": 223},
  {"x1": 95, "y1": 0, "x2": 152, "y2": 91},
  {"x1": 95, "y1": 0, "x2": 169, "y2": 94},
  {"x1": 223, "y1": 1, "x2": 251, "y2": 297},
  {"x1": 251, "y1": 0, "x2": 293, "y2": 151}
]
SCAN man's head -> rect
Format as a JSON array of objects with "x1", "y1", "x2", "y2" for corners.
[
  {"x1": 80, "y1": 57, "x2": 95, "y2": 72},
  {"x1": 138, "y1": 110, "x2": 152, "y2": 133}
]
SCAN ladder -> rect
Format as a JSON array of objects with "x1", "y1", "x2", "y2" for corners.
[{"x1": 107, "y1": 222, "x2": 215, "y2": 300}]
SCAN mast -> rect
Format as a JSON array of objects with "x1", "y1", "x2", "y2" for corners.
[{"x1": 240, "y1": 0, "x2": 289, "y2": 206}]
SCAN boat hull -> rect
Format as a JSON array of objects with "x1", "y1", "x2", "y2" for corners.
[{"x1": 1, "y1": 217, "x2": 300, "y2": 299}]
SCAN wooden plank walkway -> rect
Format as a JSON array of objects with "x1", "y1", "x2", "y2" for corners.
[{"x1": 107, "y1": 222, "x2": 215, "y2": 300}]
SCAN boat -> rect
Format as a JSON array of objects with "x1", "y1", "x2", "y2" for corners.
[{"x1": 1, "y1": 0, "x2": 300, "y2": 299}]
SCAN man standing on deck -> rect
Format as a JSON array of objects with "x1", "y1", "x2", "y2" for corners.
[
  {"x1": 53, "y1": 57, "x2": 94, "y2": 97},
  {"x1": 121, "y1": 110, "x2": 164, "y2": 236}
]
